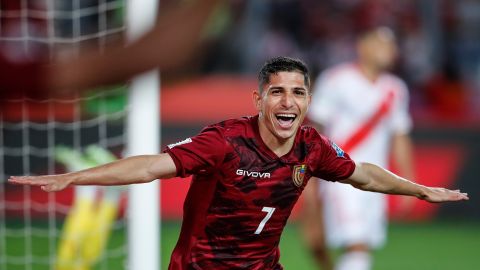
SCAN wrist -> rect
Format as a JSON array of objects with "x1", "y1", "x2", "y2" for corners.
[
  {"x1": 415, "y1": 185, "x2": 429, "y2": 200},
  {"x1": 64, "y1": 172, "x2": 78, "y2": 186}
]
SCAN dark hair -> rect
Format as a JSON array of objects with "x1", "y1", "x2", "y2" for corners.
[{"x1": 258, "y1": 56, "x2": 310, "y2": 92}]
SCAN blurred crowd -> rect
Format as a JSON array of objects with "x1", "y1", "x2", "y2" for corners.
[
  {"x1": 2, "y1": 0, "x2": 480, "y2": 124},
  {"x1": 193, "y1": 0, "x2": 480, "y2": 125}
]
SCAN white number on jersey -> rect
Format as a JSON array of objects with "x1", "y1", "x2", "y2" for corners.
[{"x1": 254, "y1": 207, "x2": 276, "y2": 235}]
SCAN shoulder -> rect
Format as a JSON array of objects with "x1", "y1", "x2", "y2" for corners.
[
  {"x1": 204, "y1": 116, "x2": 254, "y2": 136},
  {"x1": 382, "y1": 73, "x2": 408, "y2": 91},
  {"x1": 314, "y1": 63, "x2": 361, "y2": 95},
  {"x1": 299, "y1": 125, "x2": 347, "y2": 160},
  {"x1": 320, "y1": 63, "x2": 358, "y2": 81},
  {"x1": 298, "y1": 125, "x2": 329, "y2": 147},
  {"x1": 381, "y1": 73, "x2": 409, "y2": 99}
]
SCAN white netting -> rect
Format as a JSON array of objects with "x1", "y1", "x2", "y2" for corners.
[{"x1": 1, "y1": 1, "x2": 129, "y2": 270}]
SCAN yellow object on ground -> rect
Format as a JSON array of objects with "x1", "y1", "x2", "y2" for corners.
[{"x1": 54, "y1": 145, "x2": 122, "y2": 270}]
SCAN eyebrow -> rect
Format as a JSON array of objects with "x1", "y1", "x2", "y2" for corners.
[
  {"x1": 293, "y1": 87, "x2": 307, "y2": 91},
  {"x1": 267, "y1": 86, "x2": 307, "y2": 91}
]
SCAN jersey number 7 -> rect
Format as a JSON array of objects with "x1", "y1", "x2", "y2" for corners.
[{"x1": 254, "y1": 207, "x2": 276, "y2": 234}]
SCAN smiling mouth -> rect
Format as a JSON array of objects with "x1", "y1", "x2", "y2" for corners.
[{"x1": 275, "y1": 113, "x2": 297, "y2": 128}]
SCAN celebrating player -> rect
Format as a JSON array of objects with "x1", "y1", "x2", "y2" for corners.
[
  {"x1": 303, "y1": 26, "x2": 415, "y2": 270},
  {"x1": 9, "y1": 57, "x2": 468, "y2": 270}
]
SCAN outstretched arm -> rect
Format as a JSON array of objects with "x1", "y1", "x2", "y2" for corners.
[
  {"x1": 341, "y1": 162, "x2": 469, "y2": 203},
  {"x1": 0, "y1": 0, "x2": 220, "y2": 95},
  {"x1": 48, "y1": 0, "x2": 220, "y2": 92},
  {"x1": 8, "y1": 153, "x2": 177, "y2": 192}
]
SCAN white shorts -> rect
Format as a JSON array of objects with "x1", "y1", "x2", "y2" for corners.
[{"x1": 319, "y1": 180, "x2": 387, "y2": 249}]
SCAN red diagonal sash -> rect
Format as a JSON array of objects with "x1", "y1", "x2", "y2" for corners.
[{"x1": 340, "y1": 90, "x2": 395, "y2": 152}]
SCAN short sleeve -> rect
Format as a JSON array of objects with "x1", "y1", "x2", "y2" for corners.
[
  {"x1": 164, "y1": 126, "x2": 227, "y2": 178},
  {"x1": 310, "y1": 133, "x2": 356, "y2": 181}
]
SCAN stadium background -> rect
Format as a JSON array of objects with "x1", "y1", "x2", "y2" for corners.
[{"x1": 2, "y1": 0, "x2": 480, "y2": 269}]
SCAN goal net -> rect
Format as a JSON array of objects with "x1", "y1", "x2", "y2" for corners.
[{"x1": 0, "y1": 1, "x2": 138, "y2": 270}]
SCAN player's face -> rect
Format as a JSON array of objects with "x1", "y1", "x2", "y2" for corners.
[
  {"x1": 372, "y1": 35, "x2": 397, "y2": 70},
  {"x1": 254, "y1": 71, "x2": 311, "y2": 142},
  {"x1": 360, "y1": 30, "x2": 398, "y2": 71}
]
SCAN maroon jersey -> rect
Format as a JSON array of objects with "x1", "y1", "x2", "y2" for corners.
[{"x1": 164, "y1": 115, "x2": 355, "y2": 270}]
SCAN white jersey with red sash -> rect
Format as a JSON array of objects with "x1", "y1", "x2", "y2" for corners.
[{"x1": 308, "y1": 63, "x2": 412, "y2": 248}]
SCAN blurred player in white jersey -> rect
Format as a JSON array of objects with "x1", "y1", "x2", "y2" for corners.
[{"x1": 303, "y1": 26, "x2": 415, "y2": 270}]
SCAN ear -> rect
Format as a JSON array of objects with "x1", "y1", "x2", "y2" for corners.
[
  {"x1": 252, "y1": 90, "x2": 262, "y2": 111},
  {"x1": 305, "y1": 89, "x2": 312, "y2": 112},
  {"x1": 305, "y1": 93, "x2": 312, "y2": 113}
]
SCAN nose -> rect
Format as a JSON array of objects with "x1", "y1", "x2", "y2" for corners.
[{"x1": 281, "y1": 91, "x2": 294, "y2": 108}]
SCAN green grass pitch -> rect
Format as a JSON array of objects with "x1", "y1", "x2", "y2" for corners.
[
  {"x1": 4, "y1": 220, "x2": 479, "y2": 269},
  {"x1": 161, "y1": 221, "x2": 480, "y2": 270}
]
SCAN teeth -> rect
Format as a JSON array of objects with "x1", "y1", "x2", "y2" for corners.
[{"x1": 276, "y1": 113, "x2": 296, "y2": 118}]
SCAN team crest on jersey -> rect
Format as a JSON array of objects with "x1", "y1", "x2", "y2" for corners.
[
  {"x1": 292, "y1": 164, "x2": 306, "y2": 187},
  {"x1": 331, "y1": 141, "x2": 345, "y2": 158}
]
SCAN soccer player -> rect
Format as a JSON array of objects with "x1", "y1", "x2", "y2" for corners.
[
  {"x1": 9, "y1": 57, "x2": 468, "y2": 270},
  {"x1": 304, "y1": 27, "x2": 415, "y2": 270}
]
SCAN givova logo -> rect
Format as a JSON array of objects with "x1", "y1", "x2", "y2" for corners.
[{"x1": 236, "y1": 169, "x2": 271, "y2": 179}]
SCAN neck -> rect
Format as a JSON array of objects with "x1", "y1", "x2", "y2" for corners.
[
  {"x1": 357, "y1": 61, "x2": 381, "y2": 82},
  {"x1": 257, "y1": 117, "x2": 295, "y2": 157}
]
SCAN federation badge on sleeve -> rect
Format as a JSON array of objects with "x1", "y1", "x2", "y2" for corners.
[
  {"x1": 331, "y1": 141, "x2": 345, "y2": 158},
  {"x1": 292, "y1": 164, "x2": 306, "y2": 187}
]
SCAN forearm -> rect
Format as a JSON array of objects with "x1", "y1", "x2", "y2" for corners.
[
  {"x1": 48, "y1": 0, "x2": 220, "y2": 91},
  {"x1": 68, "y1": 155, "x2": 161, "y2": 186},
  {"x1": 343, "y1": 162, "x2": 469, "y2": 203},
  {"x1": 9, "y1": 153, "x2": 178, "y2": 192},
  {"x1": 345, "y1": 162, "x2": 428, "y2": 198}
]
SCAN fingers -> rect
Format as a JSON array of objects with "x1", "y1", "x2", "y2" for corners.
[
  {"x1": 425, "y1": 188, "x2": 469, "y2": 203},
  {"x1": 456, "y1": 192, "x2": 469, "y2": 201},
  {"x1": 11, "y1": 176, "x2": 52, "y2": 186},
  {"x1": 8, "y1": 175, "x2": 66, "y2": 192},
  {"x1": 41, "y1": 185, "x2": 57, "y2": 192},
  {"x1": 8, "y1": 176, "x2": 46, "y2": 186},
  {"x1": 447, "y1": 188, "x2": 469, "y2": 200},
  {"x1": 445, "y1": 189, "x2": 469, "y2": 201}
]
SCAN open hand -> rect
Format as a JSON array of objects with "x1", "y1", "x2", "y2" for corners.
[
  {"x1": 8, "y1": 175, "x2": 71, "y2": 192},
  {"x1": 419, "y1": 187, "x2": 469, "y2": 203}
]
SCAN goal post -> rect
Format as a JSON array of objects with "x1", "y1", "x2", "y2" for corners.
[
  {"x1": 0, "y1": 0, "x2": 161, "y2": 269},
  {"x1": 126, "y1": 1, "x2": 161, "y2": 270}
]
